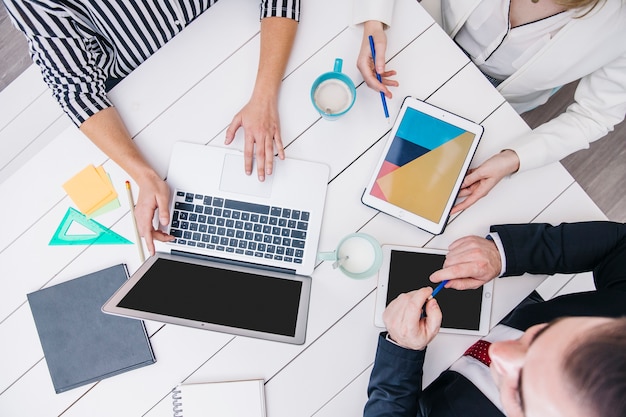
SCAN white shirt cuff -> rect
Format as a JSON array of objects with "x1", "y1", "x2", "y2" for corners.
[
  {"x1": 352, "y1": 0, "x2": 395, "y2": 27},
  {"x1": 487, "y1": 232, "x2": 506, "y2": 277}
]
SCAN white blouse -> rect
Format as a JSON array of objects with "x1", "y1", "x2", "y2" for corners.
[{"x1": 453, "y1": 0, "x2": 574, "y2": 81}]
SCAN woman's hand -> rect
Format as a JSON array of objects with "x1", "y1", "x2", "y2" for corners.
[
  {"x1": 133, "y1": 172, "x2": 175, "y2": 256},
  {"x1": 451, "y1": 150, "x2": 520, "y2": 214},
  {"x1": 225, "y1": 93, "x2": 284, "y2": 182},
  {"x1": 357, "y1": 20, "x2": 398, "y2": 99}
]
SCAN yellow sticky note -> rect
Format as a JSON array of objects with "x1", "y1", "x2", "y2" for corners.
[{"x1": 63, "y1": 164, "x2": 118, "y2": 215}]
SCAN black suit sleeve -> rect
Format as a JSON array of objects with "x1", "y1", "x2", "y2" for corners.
[
  {"x1": 364, "y1": 333, "x2": 427, "y2": 417},
  {"x1": 364, "y1": 335, "x2": 506, "y2": 417},
  {"x1": 492, "y1": 221, "x2": 626, "y2": 291}
]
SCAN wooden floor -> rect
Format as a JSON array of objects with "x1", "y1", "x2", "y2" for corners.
[{"x1": 1, "y1": 2, "x2": 624, "y2": 222}]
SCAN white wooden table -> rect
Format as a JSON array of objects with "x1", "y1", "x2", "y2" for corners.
[{"x1": 0, "y1": 0, "x2": 606, "y2": 416}]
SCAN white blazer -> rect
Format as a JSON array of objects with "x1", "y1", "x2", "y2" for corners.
[{"x1": 354, "y1": 0, "x2": 626, "y2": 172}]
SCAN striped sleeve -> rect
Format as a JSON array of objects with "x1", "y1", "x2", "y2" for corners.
[
  {"x1": 260, "y1": 0, "x2": 301, "y2": 21},
  {"x1": 4, "y1": 0, "x2": 112, "y2": 126},
  {"x1": 4, "y1": 0, "x2": 298, "y2": 127}
]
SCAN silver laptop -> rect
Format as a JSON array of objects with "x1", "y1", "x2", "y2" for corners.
[
  {"x1": 158, "y1": 141, "x2": 329, "y2": 275},
  {"x1": 102, "y1": 142, "x2": 329, "y2": 344}
]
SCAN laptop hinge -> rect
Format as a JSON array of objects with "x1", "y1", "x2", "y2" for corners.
[{"x1": 171, "y1": 249, "x2": 297, "y2": 275}]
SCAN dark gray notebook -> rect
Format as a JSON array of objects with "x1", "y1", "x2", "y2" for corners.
[{"x1": 27, "y1": 264, "x2": 156, "y2": 393}]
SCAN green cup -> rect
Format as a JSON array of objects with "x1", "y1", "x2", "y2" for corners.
[{"x1": 318, "y1": 233, "x2": 383, "y2": 279}]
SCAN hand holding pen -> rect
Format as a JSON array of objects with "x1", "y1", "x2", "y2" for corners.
[
  {"x1": 368, "y1": 35, "x2": 390, "y2": 120},
  {"x1": 356, "y1": 25, "x2": 398, "y2": 105},
  {"x1": 383, "y1": 287, "x2": 442, "y2": 350}
]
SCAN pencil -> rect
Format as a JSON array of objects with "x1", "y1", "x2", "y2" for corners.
[
  {"x1": 368, "y1": 35, "x2": 390, "y2": 120},
  {"x1": 125, "y1": 180, "x2": 145, "y2": 263}
]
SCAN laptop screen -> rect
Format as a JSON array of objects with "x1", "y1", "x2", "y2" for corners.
[{"x1": 116, "y1": 257, "x2": 303, "y2": 336}]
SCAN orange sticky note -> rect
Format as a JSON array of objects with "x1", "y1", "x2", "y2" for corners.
[{"x1": 62, "y1": 164, "x2": 118, "y2": 215}]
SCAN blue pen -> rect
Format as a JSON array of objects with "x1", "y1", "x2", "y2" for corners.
[
  {"x1": 430, "y1": 280, "x2": 449, "y2": 298},
  {"x1": 368, "y1": 35, "x2": 390, "y2": 120}
]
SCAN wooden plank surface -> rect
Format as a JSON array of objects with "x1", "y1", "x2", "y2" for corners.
[{"x1": 0, "y1": 1, "x2": 607, "y2": 416}]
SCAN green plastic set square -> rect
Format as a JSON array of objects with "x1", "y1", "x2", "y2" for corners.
[{"x1": 50, "y1": 207, "x2": 132, "y2": 246}]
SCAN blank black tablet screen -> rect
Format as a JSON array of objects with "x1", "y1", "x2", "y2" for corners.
[
  {"x1": 387, "y1": 250, "x2": 482, "y2": 330},
  {"x1": 117, "y1": 258, "x2": 302, "y2": 336}
]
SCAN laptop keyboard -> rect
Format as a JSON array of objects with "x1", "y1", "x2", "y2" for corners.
[{"x1": 169, "y1": 191, "x2": 309, "y2": 265}]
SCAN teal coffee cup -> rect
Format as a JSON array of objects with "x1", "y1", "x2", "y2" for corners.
[
  {"x1": 318, "y1": 233, "x2": 383, "y2": 279},
  {"x1": 310, "y1": 58, "x2": 357, "y2": 120}
]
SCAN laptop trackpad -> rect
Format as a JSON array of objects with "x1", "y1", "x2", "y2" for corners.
[{"x1": 219, "y1": 154, "x2": 273, "y2": 198}]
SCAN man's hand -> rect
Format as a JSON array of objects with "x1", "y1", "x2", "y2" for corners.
[
  {"x1": 383, "y1": 287, "x2": 442, "y2": 350},
  {"x1": 451, "y1": 150, "x2": 520, "y2": 214},
  {"x1": 357, "y1": 20, "x2": 398, "y2": 99},
  {"x1": 430, "y1": 236, "x2": 502, "y2": 290}
]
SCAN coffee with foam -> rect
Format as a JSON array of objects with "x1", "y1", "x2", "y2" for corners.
[{"x1": 313, "y1": 79, "x2": 354, "y2": 115}]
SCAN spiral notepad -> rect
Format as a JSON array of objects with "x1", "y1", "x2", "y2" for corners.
[{"x1": 172, "y1": 379, "x2": 266, "y2": 417}]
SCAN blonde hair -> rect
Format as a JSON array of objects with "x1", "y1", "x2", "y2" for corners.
[{"x1": 556, "y1": 0, "x2": 601, "y2": 8}]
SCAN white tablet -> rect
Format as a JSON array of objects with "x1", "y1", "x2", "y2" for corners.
[
  {"x1": 102, "y1": 253, "x2": 311, "y2": 345},
  {"x1": 374, "y1": 245, "x2": 493, "y2": 336},
  {"x1": 362, "y1": 97, "x2": 483, "y2": 235}
]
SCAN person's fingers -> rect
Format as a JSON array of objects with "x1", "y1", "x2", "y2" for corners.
[
  {"x1": 145, "y1": 230, "x2": 175, "y2": 257},
  {"x1": 451, "y1": 190, "x2": 483, "y2": 213},
  {"x1": 225, "y1": 114, "x2": 242, "y2": 145},
  {"x1": 443, "y1": 277, "x2": 483, "y2": 291},
  {"x1": 264, "y1": 134, "x2": 274, "y2": 176},
  {"x1": 152, "y1": 229, "x2": 174, "y2": 242},
  {"x1": 136, "y1": 210, "x2": 157, "y2": 256},
  {"x1": 429, "y1": 261, "x2": 490, "y2": 290},
  {"x1": 135, "y1": 204, "x2": 155, "y2": 239},
  {"x1": 429, "y1": 268, "x2": 446, "y2": 283},
  {"x1": 155, "y1": 192, "x2": 170, "y2": 227},
  {"x1": 373, "y1": 37, "x2": 387, "y2": 75},
  {"x1": 456, "y1": 182, "x2": 479, "y2": 198},
  {"x1": 429, "y1": 265, "x2": 464, "y2": 283},
  {"x1": 242, "y1": 130, "x2": 255, "y2": 176},
  {"x1": 274, "y1": 130, "x2": 285, "y2": 161},
  {"x1": 460, "y1": 168, "x2": 483, "y2": 189},
  {"x1": 255, "y1": 135, "x2": 266, "y2": 181},
  {"x1": 423, "y1": 298, "x2": 442, "y2": 334},
  {"x1": 144, "y1": 235, "x2": 156, "y2": 256},
  {"x1": 430, "y1": 267, "x2": 483, "y2": 290},
  {"x1": 406, "y1": 287, "x2": 432, "y2": 321}
]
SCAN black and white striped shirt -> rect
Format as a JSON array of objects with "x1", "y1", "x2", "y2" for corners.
[{"x1": 4, "y1": 0, "x2": 300, "y2": 126}]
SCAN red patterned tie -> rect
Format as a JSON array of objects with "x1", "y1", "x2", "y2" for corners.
[{"x1": 463, "y1": 339, "x2": 492, "y2": 366}]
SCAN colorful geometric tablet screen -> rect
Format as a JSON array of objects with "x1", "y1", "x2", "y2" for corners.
[{"x1": 369, "y1": 107, "x2": 476, "y2": 223}]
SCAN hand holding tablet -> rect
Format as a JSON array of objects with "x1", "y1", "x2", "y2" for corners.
[{"x1": 362, "y1": 97, "x2": 483, "y2": 235}]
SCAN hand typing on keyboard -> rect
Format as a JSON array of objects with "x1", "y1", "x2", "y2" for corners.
[{"x1": 133, "y1": 173, "x2": 175, "y2": 256}]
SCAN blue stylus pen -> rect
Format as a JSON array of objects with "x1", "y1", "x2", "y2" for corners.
[
  {"x1": 368, "y1": 35, "x2": 390, "y2": 120},
  {"x1": 431, "y1": 280, "x2": 449, "y2": 298}
]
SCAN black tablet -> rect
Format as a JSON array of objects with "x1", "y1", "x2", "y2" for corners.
[
  {"x1": 102, "y1": 253, "x2": 311, "y2": 345},
  {"x1": 374, "y1": 245, "x2": 493, "y2": 335}
]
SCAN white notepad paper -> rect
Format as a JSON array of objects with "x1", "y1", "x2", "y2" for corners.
[{"x1": 172, "y1": 379, "x2": 266, "y2": 417}]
